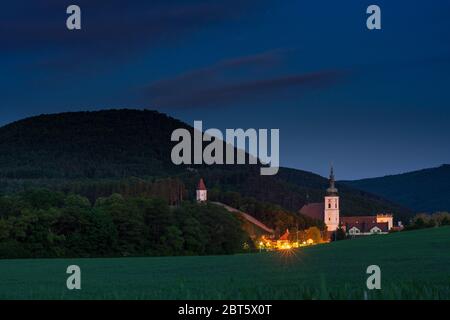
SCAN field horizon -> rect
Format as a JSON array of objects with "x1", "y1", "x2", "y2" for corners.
[{"x1": 1, "y1": 227, "x2": 449, "y2": 300}]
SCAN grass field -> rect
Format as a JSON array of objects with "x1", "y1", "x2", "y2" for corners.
[{"x1": 1, "y1": 227, "x2": 449, "y2": 300}]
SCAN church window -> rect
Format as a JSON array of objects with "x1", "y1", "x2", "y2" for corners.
[{"x1": 328, "y1": 203, "x2": 331, "y2": 209}]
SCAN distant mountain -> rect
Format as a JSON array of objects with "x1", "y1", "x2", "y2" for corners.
[
  {"x1": 0, "y1": 109, "x2": 410, "y2": 219},
  {"x1": 343, "y1": 165, "x2": 450, "y2": 213}
]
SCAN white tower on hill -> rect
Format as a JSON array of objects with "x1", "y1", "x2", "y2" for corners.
[
  {"x1": 324, "y1": 166, "x2": 339, "y2": 231},
  {"x1": 196, "y1": 178, "x2": 207, "y2": 202}
]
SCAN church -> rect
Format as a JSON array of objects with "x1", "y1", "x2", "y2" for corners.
[{"x1": 299, "y1": 167, "x2": 394, "y2": 236}]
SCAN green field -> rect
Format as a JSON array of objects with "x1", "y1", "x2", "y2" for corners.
[{"x1": 1, "y1": 227, "x2": 450, "y2": 300}]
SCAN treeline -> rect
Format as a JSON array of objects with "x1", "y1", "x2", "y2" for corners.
[
  {"x1": 59, "y1": 176, "x2": 326, "y2": 234},
  {"x1": 404, "y1": 212, "x2": 450, "y2": 231},
  {"x1": 59, "y1": 177, "x2": 186, "y2": 206},
  {"x1": 285, "y1": 226, "x2": 324, "y2": 243},
  {"x1": 0, "y1": 189, "x2": 246, "y2": 259},
  {"x1": 198, "y1": 167, "x2": 411, "y2": 220}
]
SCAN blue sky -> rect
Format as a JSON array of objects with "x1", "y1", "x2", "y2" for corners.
[{"x1": 1, "y1": 0, "x2": 449, "y2": 179}]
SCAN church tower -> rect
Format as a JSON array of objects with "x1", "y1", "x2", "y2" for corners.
[
  {"x1": 196, "y1": 178, "x2": 207, "y2": 202},
  {"x1": 324, "y1": 166, "x2": 339, "y2": 231}
]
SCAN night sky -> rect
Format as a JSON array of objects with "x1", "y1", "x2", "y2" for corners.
[{"x1": 1, "y1": 0, "x2": 449, "y2": 179}]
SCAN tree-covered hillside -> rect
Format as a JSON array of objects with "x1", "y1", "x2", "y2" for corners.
[
  {"x1": 0, "y1": 109, "x2": 410, "y2": 220},
  {"x1": 0, "y1": 109, "x2": 187, "y2": 179},
  {"x1": 343, "y1": 165, "x2": 450, "y2": 213}
]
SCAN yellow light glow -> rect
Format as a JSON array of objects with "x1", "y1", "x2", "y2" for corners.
[
  {"x1": 278, "y1": 243, "x2": 292, "y2": 250},
  {"x1": 258, "y1": 234, "x2": 320, "y2": 252}
]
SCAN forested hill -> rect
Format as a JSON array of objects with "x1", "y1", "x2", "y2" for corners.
[
  {"x1": 0, "y1": 109, "x2": 187, "y2": 179},
  {"x1": 0, "y1": 109, "x2": 410, "y2": 218},
  {"x1": 343, "y1": 165, "x2": 450, "y2": 213}
]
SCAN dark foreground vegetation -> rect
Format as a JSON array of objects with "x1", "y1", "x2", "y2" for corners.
[{"x1": 0, "y1": 189, "x2": 246, "y2": 258}]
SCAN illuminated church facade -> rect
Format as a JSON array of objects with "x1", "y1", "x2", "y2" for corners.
[{"x1": 300, "y1": 167, "x2": 394, "y2": 236}]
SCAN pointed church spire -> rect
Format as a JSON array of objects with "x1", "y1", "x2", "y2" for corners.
[
  {"x1": 329, "y1": 165, "x2": 335, "y2": 187},
  {"x1": 197, "y1": 178, "x2": 206, "y2": 191},
  {"x1": 327, "y1": 165, "x2": 338, "y2": 195}
]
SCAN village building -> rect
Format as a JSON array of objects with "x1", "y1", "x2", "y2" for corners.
[
  {"x1": 340, "y1": 215, "x2": 389, "y2": 235},
  {"x1": 276, "y1": 229, "x2": 292, "y2": 250},
  {"x1": 196, "y1": 178, "x2": 207, "y2": 202},
  {"x1": 299, "y1": 167, "x2": 394, "y2": 236}
]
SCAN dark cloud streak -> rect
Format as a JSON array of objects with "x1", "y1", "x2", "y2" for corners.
[
  {"x1": 148, "y1": 50, "x2": 286, "y2": 96},
  {"x1": 143, "y1": 51, "x2": 347, "y2": 108}
]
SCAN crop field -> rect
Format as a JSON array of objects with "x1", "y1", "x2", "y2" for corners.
[{"x1": 0, "y1": 227, "x2": 449, "y2": 300}]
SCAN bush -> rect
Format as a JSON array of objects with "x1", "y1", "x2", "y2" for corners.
[{"x1": 405, "y1": 212, "x2": 450, "y2": 231}]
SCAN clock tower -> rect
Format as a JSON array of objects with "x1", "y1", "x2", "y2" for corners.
[{"x1": 324, "y1": 166, "x2": 339, "y2": 231}]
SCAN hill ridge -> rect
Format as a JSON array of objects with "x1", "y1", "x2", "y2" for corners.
[
  {"x1": 0, "y1": 109, "x2": 411, "y2": 219},
  {"x1": 344, "y1": 164, "x2": 450, "y2": 212}
]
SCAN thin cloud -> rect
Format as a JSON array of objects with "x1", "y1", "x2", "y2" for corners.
[
  {"x1": 148, "y1": 50, "x2": 286, "y2": 96},
  {"x1": 150, "y1": 71, "x2": 346, "y2": 108},
  {"x1": 142, "y1": 51, "x2": 347, "y2": 108}
]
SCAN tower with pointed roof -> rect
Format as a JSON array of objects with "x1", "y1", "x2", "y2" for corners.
[
  {"x1": 196, "y1": 178, "x2": 207, "y2": 202},
  {"x1": 324, "y1": 166, "x2": 339, "y2": 231}
]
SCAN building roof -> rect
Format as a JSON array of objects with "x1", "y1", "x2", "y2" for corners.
[
  {"x1": 197, "y1": 178, "x2": 206, "y2": 191},
  {"x1": 341, "y1": 216, "x2": 378, "y2": 224},
  {"x1": 240, "y1": 212, "x2": 274, "y2": 234},
  {"x1": 211, "y1": 202, "x2": 275, "y2": 234},
  {"x1": 279, "y1": 229, "x2": 290, "y2": 241},
  {"x1": 343, "y1": 216, "x2": 389, "y2": 233},
  {"x1": 299, "y1": 202, "x2": 324, "y2": 220},
  {"x1": 342, "y1": 216, "x2": 390, "y2": 233},
  {"x1": 371, "y1": 222, "x2": 389, "y2": 232}
]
